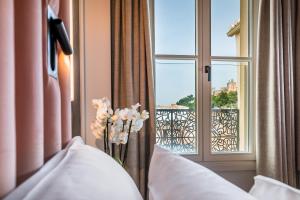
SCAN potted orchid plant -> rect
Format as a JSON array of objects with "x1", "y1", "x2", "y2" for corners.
[{"x1": 90, "y1": 97, "x2": 149, "y2": 167}]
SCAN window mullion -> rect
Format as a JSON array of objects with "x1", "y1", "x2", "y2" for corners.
[
  {"x1": 196, "y1": 0, "x2": 204, "y2": 161},
  {"x1": 201, "y1": 0, "x2": 211, "y2": 161},
  {"x1": 211, "y1": 56, "x2": 252, "y2": 62},
  {"x1": 155, "y1": 55, "x2": 197, "y2": 60}
]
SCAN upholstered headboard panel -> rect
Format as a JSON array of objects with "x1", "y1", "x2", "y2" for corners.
[{"x1": 0, "y1": 0, "x2": 71, "y2": 197}]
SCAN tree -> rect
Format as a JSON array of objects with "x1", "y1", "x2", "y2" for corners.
[
  {"x1": 176, "y1": 91, "x2": 237, "y2": 110},
  {"x1": 212, "y1": 91, "x2": 238, "y2": 108},
  {"x1": 227, "y1": 91, "x2": 238, "y2": 108},
  {"x1": 176, "y1": 95, "x2": 195, "y2": 110}
]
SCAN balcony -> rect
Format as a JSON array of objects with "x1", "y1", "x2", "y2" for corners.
[{"x1": 156, "y1": 108, "x2": 239, "y2": 153}]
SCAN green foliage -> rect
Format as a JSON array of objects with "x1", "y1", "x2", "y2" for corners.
[
  {"x1": 176, "y1": 91, "x2": 238, "y2": 110},
  {"x1": 176, "y1": 95, "x2": 195, "y2": 110},
  {"x1": 212, "y1": 91, "x2": 237, "y2": 108}
]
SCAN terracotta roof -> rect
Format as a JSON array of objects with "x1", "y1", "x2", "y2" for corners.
[{"x1": 157, "y1": 104, "x2": 189, "y2": 109}]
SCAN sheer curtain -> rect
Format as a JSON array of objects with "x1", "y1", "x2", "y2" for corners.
[
  {"x1": 256, "y1": 0, "x2": 300, "y2": 187},
  {"x1": 111, "y1": 0, "x2": 155, "y2": 197}
]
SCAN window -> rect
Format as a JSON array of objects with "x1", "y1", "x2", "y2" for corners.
[
  {"x1": 154, "y1": 0, "x2": 197, "y2": 154},
  {"x1": 153, "y1": 0, "x2": 254, "y2": 160}
]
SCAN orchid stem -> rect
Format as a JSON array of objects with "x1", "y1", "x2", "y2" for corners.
[
  {"x1": 119, "y1": 144, "x2": 123, "y2": 160},
  {"x1": 119, "y1": 122, "x2": 125, "y2": 160},
  {"x1": 106, "y1": 121, "x2": 110, "y2": 155},
  {"x1": 104, "y1": 130, "x2": 107, "y2": 153},
  {"x1": 122, "y1": 120, "x2": 132, "y2": 166},
  {"x1": 112, "y1": 143, "x2": 115, "y2": 157}
]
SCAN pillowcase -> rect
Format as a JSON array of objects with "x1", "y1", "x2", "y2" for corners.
[
  {"x1": 148, "y1": 145, "x2": 256, "y2": 200},
  {"x1": 20, "y1": 142, "x2": 143, "y2": 200},
  {"x1": 249, "y1": 175, "x2": 300, "y2": 200},
  {"x1": 4, "y1": 136, "x2": 84, "y2": 200},
  {"x1": 65, "y1": 136, "x2": 85, "y2": 148}
]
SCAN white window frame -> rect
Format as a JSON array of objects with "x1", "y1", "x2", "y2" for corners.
[{"x1": 151, "y1": 0, "x2": 257, "y2": 167}]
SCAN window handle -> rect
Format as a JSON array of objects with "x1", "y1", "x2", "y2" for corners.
[{"x1": 205, "y1": 65, "x2": 211, "y2": 82}]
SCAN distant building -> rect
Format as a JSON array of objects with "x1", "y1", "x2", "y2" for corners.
[
  {"x1": 212, "y1": 87, "x2": 226, "y2": 96},
  {"x1": 227, "y1": 79, "x2": 237, "y2": 92},
  {"x1": 212, "y1": 80, "x2": 237, "y2": 96}
]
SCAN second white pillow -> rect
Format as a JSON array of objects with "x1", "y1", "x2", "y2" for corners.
[
  {"x1": 249, "y1": 175, "x2": 300, "y2": 200},
  {"x1": 148, "y1": 145, "x2": 256, "y2": 200}
]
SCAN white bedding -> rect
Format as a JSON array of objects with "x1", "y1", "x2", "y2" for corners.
[
  {"x1": 5, "y1": 137, "x2": 142, "y2": 200},
  {"x1": 4, "y1": 136, "x2": 84, "y2": 200},
  {"x1": 250, "y1": 175, "x2": 300, "y2": 200},
  {"x1": 148, "y1": 145, "x2": 256, "y2": 200},
  {"x1": 13, "y1": 138, "x2": 297, "y2": 200}
]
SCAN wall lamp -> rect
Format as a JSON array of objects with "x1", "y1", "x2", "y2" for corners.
[{"x1": 47, "y1": 6, "x2": 73, "y2": 78}]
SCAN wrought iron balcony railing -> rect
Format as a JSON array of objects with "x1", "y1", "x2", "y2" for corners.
[{"x1": 155, "y1": 108, "x2": 239, "y2": 153}]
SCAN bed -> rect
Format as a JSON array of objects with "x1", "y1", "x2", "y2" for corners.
[{"x1": 1, "y1": 0, "x2": 300, "y2": 200}]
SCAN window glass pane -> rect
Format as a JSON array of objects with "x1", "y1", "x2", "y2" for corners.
[
  {"x1": 154, "y1": 0, "x2": 196, "y2": 55},
  {"x1": 211, "y1": 0, "x2": 248, "y2": 57},
  {"x1": 211, "y1": 61, "x2": 248, "y2": 153},
  {"x1": 155, "y1": 60, "x2": 197, "y2": 154}
]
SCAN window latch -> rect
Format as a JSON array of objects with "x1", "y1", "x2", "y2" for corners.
[{"x1": 205, "y1": 65, "x2": 211, "y2": 82}]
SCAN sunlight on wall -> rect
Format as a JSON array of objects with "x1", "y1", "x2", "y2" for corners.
[{"x1": 69, "y1": 0, "x2": 74, "y2": 101}]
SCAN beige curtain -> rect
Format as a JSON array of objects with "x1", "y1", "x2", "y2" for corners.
[
  {"x1": 256, "y1": 0, "x2": 300, "y2": 186},
  {"x1": 111, "y1": 0, "x2": 155, "y2": 197}
]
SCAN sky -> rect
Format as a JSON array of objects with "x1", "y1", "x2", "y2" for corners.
[{"x1": 155, "y1": 0, "x2": 243, "y2": 105}]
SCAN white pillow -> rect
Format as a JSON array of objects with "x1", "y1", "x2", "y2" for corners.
[
  {"x1": 148, "y1": 145, "x2": 256, "y2": 200},
  {"x1": 249, "y1": 175, "x2": 300, "y2": 200},
  {"x1": 65, "y1": 136, "x2": 85, "y2": 148},
  {"x1": 4, "y1": 136, "x2": 85, "y2": 200},
  {"x1": 21, "y1": 142, "x2": 143, "y2": 200}
]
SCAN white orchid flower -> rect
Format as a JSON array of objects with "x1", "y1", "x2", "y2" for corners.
[
  {"x1": 109, "y1": 129, "x2": 128, "y2": 145},
  {"x1": 96, "y1": 112, "x2": 108, "y2": 121},
  {"x1": 92, "y1": 132, "x2": 102, "y2": 139},
  {"x1": 127, "y1": 108, "x2": 140, "y2": 121},
  {"x1": 111, "y1": 114, "x2": 119, "y2": 122},
  {"x1": 91, "y1": 98, "x2": 149, "y2": 150},
  {"x1": 110, "y1": 134, "x2": 120, "y2": 145},
  {"x1": 108, "y1": 107, "x2": 113, "y2": 115},
  {"x1": 90, "y1": 120, "x2": 106, "y2": 139},
  {"x1": 92, "y1": 97, "x2": 111, "y2": 110},
  {"x1": 131, "y1": 103, "x2": 141, "y2": 110},
  {"x1": 102, "y1": 97, "x2": 111, "y2": 107},
  {"x1": 92, "y1": 99, "x2": 100, "y2": 109},
  {"x1": 118, "y1": 108, "x2": 129, "y2": 120},
  {"x1": 141, "y1": 110, "x2": 149, "y2": 120},
  {"x1": 114, "y1": 118, "x2": 123, "y2": 126},
  {"x1": 114, "y1": 108, "x2": 120, "y2": 115},
  {"x1": 126, "y1": 109, "x2": 137, "y2": 121},
  {"x1": 109, "y1": 126, "x2": 118, "y2": 140},
  {"x1": 131, "y1": 119, "x2": 144, "y2": 132},
  {"x1": 111, "y1": 120, "x2": 123, "y2": 133},
  {"x1": 119, "y1": 132, "x2": 128, "y2": 144}
]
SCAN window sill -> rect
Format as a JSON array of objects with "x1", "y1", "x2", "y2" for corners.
[{"x1": 194, "y1": 160, "x2": 256, "y2": 172}]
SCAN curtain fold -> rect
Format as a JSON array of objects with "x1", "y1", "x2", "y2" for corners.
[
  {"x1": 256, "y1": 0, "x2": 300, "y2": 187},
  {"x1": 111, "y1": 0, "x2": 155, "y2": 197}
]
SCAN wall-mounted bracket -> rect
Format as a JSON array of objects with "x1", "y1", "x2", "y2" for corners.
[{"x1": 47, "y1": 6, "x2": 58, "y2": 79}]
